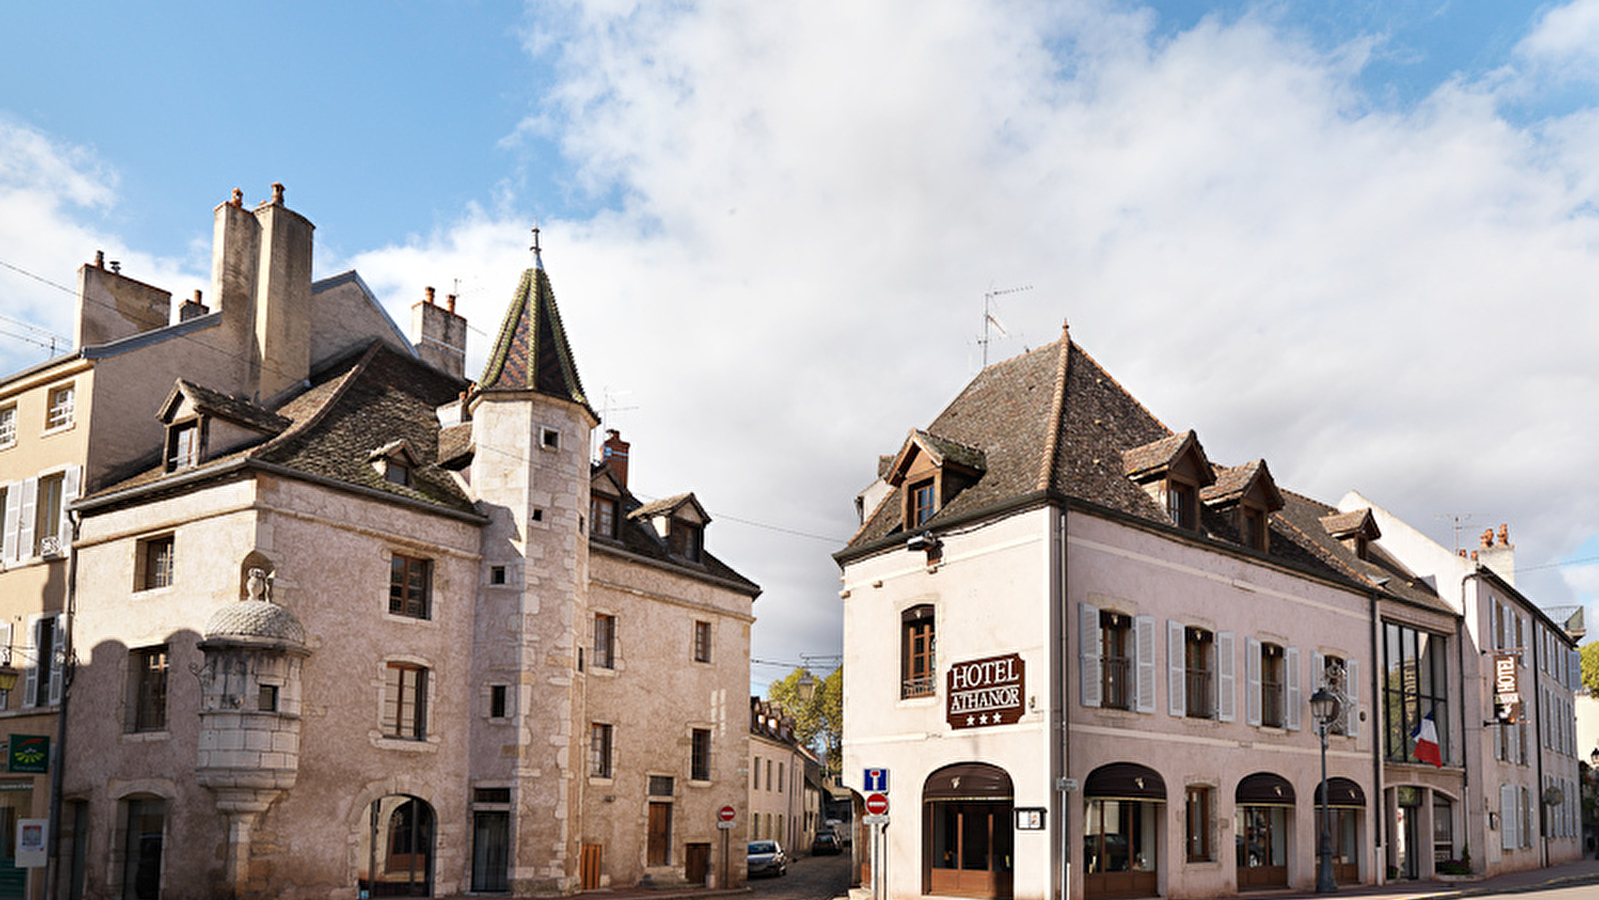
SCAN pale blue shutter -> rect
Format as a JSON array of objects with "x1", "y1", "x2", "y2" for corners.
[
  {"x1": 47, "y1": 614, "x2": 64, "y2": 705},
  {"x1": 1285, "y1": 647, "x2": 1301, "y2": 731},
  {"x1": 17, "y1": 477, "x2": 36, "y2": 559},
  {"x1": 1, "y1": 484, "x2": 18, "y2": 561},
  {"x1": 1500, "y1": 784, "x2": 1516, "y2": 849},
  {"x1": 57, "y1": 467, "x2": 78, "y2": 552},
  {"x1": 1216, "y1": 632, "x2": 1235, "y2": 722},
  {"x1": 1168, "y1": 621, "x2": 1186, "y2": 717},
  {"x1": 1135, "y1": 616, "x2": 1156, "y2": 714},
  {"x1": 21, "y1": 616, "x2": 40, "y2": 708},
  {"x1": 1080, "y1": 604, "x2": 1101, "y2": 708},
  {"x1": 1345, "y1": 658, "x2": 1360, "y2": 739},
  {"x1": 1245, "y1": 637, "x2": 1262, "y2": 726}
]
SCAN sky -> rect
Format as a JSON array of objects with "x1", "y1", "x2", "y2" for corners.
[{"x1": 4, "y1": 1, "x2": 1599, "y2": 694}]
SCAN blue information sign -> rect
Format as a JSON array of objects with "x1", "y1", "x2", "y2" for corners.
[{"x1": 863, "y1": 767, "x2": 889, "y2": 793}]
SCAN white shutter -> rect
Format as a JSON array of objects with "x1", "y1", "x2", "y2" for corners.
[
  {"x1": 17, "y1": 477, "x2": 36, "y2": 559},
  {"x1": 1493, "y1": 720, "x2": 1503, "y2": 760},
  {"x1": 1135, "y1": 615, "x2": 1156, "y2": 714},
  {"x1": 1080, "y1": 603, "x2": 1101, "y2": 708},
  {"x1": 57, "y1": 466, "x2": 78, "y2": 551},
  {"x1": 1, "y1": 483, "x2": 18, "y2": 561},
  {"x1": 1345, "y1": 658, "x2": 1360, "y2": 739},
  {"x1": 47, "y1": 614, "x2": 64, "y2": 705},
  {"x1": 1168, "y1": 621, "x2": 1186, "y2": 717},
  {"x1": 1217, "y1": 632, "x2": 1235, "y2": 722},
  {"x1": 1285, "y1": 647, "x2": 1301, "y2": 731},
  {"x1": 21, "y1": 616, "x2": 40, "y2": 709},
  {"x1": 1500, "y1": 784, "x2": 1516, "y2": 850},
  {"x1": 0, "y1": 622, "x2": 10, "y2": 702},
  {"x1": 1245, "y1": 637, "x2": 1262, "y2": 726}
]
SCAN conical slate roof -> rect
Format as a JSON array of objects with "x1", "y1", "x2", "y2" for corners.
[{"x1": 478, "y1": 260, "x2": 591, "y2": 415}]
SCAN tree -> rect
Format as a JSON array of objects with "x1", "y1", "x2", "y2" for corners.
[
  {"x1": 1581, "y1": 641, "x2": 1599, "y2": 695},
  {"x1": 767, "y1": 666, "x2": 843, "y2": 774}
]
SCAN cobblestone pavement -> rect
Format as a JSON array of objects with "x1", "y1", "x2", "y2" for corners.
[{"x1": 747, "y1": 851, "x2": 852, "y2": 900}]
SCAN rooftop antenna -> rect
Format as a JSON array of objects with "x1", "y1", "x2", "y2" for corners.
[
  {"x1": 980, "y1": 284, "x2": 1032, "y2": 366},
  {"x1": 1435, "y1": 513, "x2": 1482, "y2": 554},
  {"x1": 592, "y1": 387, "x2": 640, "y2": 459}
]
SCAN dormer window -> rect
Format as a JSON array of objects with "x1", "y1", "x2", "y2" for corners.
[
  {"x1": 1240, "y1": 506, "x2": 1267, "y2": 551},
  {"x1": 885, "y1": 430, "x2": 986, "y2": 533},
  {"x1": 591, "y1": 494, "x2": 619, "y2": 538},
  {"x1": 1321, "y1": 508, "x2": 1381, "y2": 561},
  {"x1": 670, "y1": 519, "x2": 703, "y2": 562},
  {"x1": 1124, "y1": 431, "x2": 1216, "y2": 535},
  {"x1": 910, "y1": 479, "x2": 937, "y2": 527},
  {"x1": 368, "y1": 440, "x2": 420, "y2": 489},
  {"x1": 384, "y1": 460, "x2": 411, "y2": 487},
  {"x1": 166, "y1": 420, "x2": 203, "y2": 472},
  {"x1": 1198, "y1": 459, "x2": 1282, "y2": 548}
]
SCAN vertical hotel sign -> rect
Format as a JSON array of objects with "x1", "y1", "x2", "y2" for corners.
[
  {"x1": 1492, "y1": 654, "x2": 1522, "y2": 723},
  {"x1": 8, "y1": 735, "x2": 48, "y2": 774},
  {"x1": 946, "y1": 653, "x2": 1026, "y2": 729}
]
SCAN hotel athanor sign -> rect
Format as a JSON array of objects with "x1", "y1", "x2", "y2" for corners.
[{"x1": 946, "y1": 653, "x2": 1026, "y2": 730}]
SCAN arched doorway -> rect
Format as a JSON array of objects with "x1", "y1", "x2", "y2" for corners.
[
  {"x1": 1312, "y1": 777, "x2": 1364, "y2": 884},
  {"x1": 1083, "y1": 763, "x2": 1164, "y2": 899},
  {"x1": 360, "y1": 795, "x2": 435, "y2": 896},
  {"x1": 922, "y1": 763, "x2": 1013, "y2": 898},
  {"x1": 1235, "y1": 773, "x2": 1293, "y2": 890}
]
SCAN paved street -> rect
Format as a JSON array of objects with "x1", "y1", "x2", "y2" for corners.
[{"x1": 747, "y1": 851, "x2": 852, "y2": 900}]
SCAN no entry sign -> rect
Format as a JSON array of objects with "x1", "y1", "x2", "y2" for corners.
[
  {"x1": 865, "y1": 792, "x2": 889, "y2": 815},
  {"x1": 718, "y1": 805, "x2": 736, "y2": 822}
]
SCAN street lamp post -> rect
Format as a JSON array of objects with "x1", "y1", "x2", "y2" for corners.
[{"x1": 1310, "y1": 687, "x2": 1340, "y2": 893}]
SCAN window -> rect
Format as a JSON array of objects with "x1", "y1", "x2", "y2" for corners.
[
  {"x1": 1101, "y1": 611, "x2": 1133, "y2": 711},
  {"x1": 766, "y1": 759, "x2": 773, "y2": 791},
  {"x1": 136, "y1": 535, "x2": 174, "y2": 591},
  {"x1": 901, "y1": 605, "x2": 936, "y2": 699},
  {"x1": 45, "y1": 384, "x2": 73, "y2": 431},
  {"x1": 593, "y1": 613, "x2": 616, "y2": 669},
  {"x1": 1166, "y1": 480, "x2": 1197, "y2": 529},
  {"x1": 591, "y1": 495, "x2": 618, "y2": 538},
  {"x1": 1383, "y1": 621, "x2": 1448, "y2": 764},
  {"x1": 383, "y1": 460, "x2": 410, "y2": 486},
  {"x1": 490, "y1": 685, "x2": 509, "y2": 719},
  {"x1": 1259, "y1": 643, "x2": 1285, "y2": 728},
  {"x1": 540, "y1": 427, "x2": 560, "y2": 450},
  {"x1": 0, "y1": 404, "x2": 14, "y2": 447},
  {"x1": 383, "y1": 663, "x2": 428, "y2": 740},
  {"x1": 389, "y1": 554, "x2": 431, "y2": 619},
  {"x1": 691, "y1": 728, "x2": 711, "y2": 781},
  {"x1": 693, "y1": 621, "x2": 712, "y2": 663},
  {"x1": 129, "y1": 646, "x2": 169, "y2": 732},
  {"x1": 1319, "y1": 653, "x2": 1358, "y2": 737},
  {"x1": 166, "y1": 421, "x2": 200, "y2": 471},
  {"x1": 590, "y1": 723, "x2": 613, "y2": 777},
  {"x1": 35, "y1": 471, "x2": 64, "y2": 556},
  {"x1": 910, "y1": 479, "x2": 936, "y2": 527},
  {"x1": 1186, "y1": 786, "x2": 1214, "y2": 862},
  {"x1": 122, "y1": 796, "x2": 165, "y2": 900},
  {"x1": 1184, "y1": 627, "x2": 1214, "y2": 718},
  {"x1": 778, "y1": 762, "x2": 785, "y2": 792},
  {"x1": 258, "y1": 684, "x2": 279, "y2": 712},
  {"x1": 1241, "y1": 507, "x2": 1267, "y2": 550},
  {"x1": 25, "y1": 615, "x2": 62, "y2": 709},
  {"x1": 489, "y1": 565, "x2": 506, "y2": 585},
  {"x1": 670, "y1": 520, "x2": 703, "y2": 562},
  {"x1": 649, "y1": 775, "x2": 674, "y2": 796},
  {"x1": 752, "y1": 755, "x2": 761, "y2": 790}
]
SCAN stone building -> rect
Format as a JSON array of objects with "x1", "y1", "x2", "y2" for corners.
[{"x1": 7, "y1": 186, "x2": 759, "y2": 899}]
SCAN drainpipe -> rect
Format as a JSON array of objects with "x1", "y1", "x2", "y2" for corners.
[
  {"x1": 44, "y1": 509, "x2": 80, "y2": 900},
  {"x1": 1531, "y1": 610, "x2": 1547, "y2": 868},
  {"x1": 1056, "y1": 506, "x2": 1071, "y2": 900},
  {"x1": 1455, "y1": 613, "x2": 1470, "y2": 872},
  {"x1": 1369, "y1": 588, "x2": 1384, "y2": 885}
]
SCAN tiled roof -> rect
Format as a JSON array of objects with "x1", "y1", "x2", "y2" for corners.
[
  {"x1": 171, "y1": 380, "x2": 291, "y2": 432},
  {"x1": 1201, "y1": 459, "x2": 1283, "y2": 511},
  {"x1": 592, "y1": 472, "x2": 759, "y2": 596},
  {"x1": 478, "y1": 266, "x2": 591, "y2": 417}
]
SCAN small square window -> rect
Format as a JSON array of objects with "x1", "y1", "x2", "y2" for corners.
[
  {"x1": 384, "y1": 460, "x2": 410, "y2": 486},
  {"x1": 648, "y1": 775, "x2": 674, "y2": 796},
  {"x1": 136, "y1": 535, "x2": 175, "y2": 591},
  {"x1": 258, "y1": 683, "x2": 279, "y2": 712},
  {"x1": 475, "y1": 787, "x2": 511, "y2": 804},
  {"x1": 489, "y1": 565, "x2": 507, "y2": 585},
  {"x1": 540, "y1": 427, "x2": 560, "y2": 450},
  {"x1": 0, "y1": 405, "x2": 15, "y2": 447},
  {"x1": 693, "y1": 621, "x2": 712, "y2": 663},
  {"x1": 45, "y1": 385, "x2": 74, "y2": 431},
  {"x1": 490, "y1": 684, "x2": 509, "y2": 719},
  {"x1": 531, "y1": 508, "x2": 544, "y2": 523}
]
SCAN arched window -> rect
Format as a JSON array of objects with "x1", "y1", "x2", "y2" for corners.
[{"x1": 360, "y1": 795, "x2": 434, "y2": 896}]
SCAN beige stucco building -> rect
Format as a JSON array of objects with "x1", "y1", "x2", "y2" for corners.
[
  {"x1": 747, "y1": 697, "x2": 821, "y2": 859},
  {"x1": 4, "y1": 187, "x2": 759, "y2": 899},
  {"x1": 837, "y1": 327, "x2": 1581, "y2": 900}
]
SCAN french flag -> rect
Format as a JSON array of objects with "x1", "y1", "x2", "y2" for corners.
[{"x1": 1412, "y1": 710, "x2": 1443, "y2": 767}]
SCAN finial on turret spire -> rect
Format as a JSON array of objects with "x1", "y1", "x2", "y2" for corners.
[{"x1": 530, "y1": 224, "x2": 543, "y2": 270}]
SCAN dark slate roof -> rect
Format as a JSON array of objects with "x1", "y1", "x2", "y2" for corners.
[
  {"x1": 593, "y1": 470, "x2": 760, "y2": 597},
  {"x1": 905, "y1": 430, "x2": 987, "y2": 474},
  {"x1": 169, "y1": 380, "x2": 291, "y2": 432},
  {"x1": 1277, "y1": 491, "x2": 1455, "y2": 616},
  {"x1": 841, "y1": 333, "x2": 1429, "y2": 601},
  {"x1": 478, "y1": 264, "x2": 592, "y2": 418},
  {"x1": 1201, "y1": 460, "x2": 1283, "y2": 511},
  {"x1": 91, "y1": 341, "x2": 477, "y2": 516}
]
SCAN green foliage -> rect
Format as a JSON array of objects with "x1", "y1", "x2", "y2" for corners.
[
  {"x1": 767, "y1": 666, "x2": 843, "y2": 773},
  {"x1": 1581, "y1": 642, "x2": 1599, "y2": 695}
]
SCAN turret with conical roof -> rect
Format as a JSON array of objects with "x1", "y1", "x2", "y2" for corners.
[{"x1": 475, "y1": 231, "x2": 594, "y2": 419}]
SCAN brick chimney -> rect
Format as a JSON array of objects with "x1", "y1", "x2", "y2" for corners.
[
  {"x1": 179, "y1": 289, "x2": 211, "y2": 322},
  {"x1": 411, "y1": 285, "x2": 468, "y2": 378},
  {"x1": 1477, "y1": 522, "x2": 1516, "y2": 586},
  {"x1": 602, "y1": 430, "x2": 630, "y2": 489}
]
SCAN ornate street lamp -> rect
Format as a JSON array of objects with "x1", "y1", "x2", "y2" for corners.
[
  {"x1": 797, "y1": 669, "x2": 816, "y2": 705},
  {"x1": 1310, "y1": 687, "x2": 1341, "y2": 893}
]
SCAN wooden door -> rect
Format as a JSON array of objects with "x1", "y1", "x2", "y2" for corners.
[
  {"x1": 647, "y1": 803, "x2": 672, "y2": 866},
  {"x1": 580, "y1": 844, "x2": 603, "y2": 890},
  {"x1": 685, "y1": 843, "x2": 710, "y2": 885}
]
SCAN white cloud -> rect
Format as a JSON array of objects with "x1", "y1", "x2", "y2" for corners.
[{"x1": 1517, "y1": 0, "x2": 1599, "y2": 81}]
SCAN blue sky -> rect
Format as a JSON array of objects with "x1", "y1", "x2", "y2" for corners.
[{"x1": 4, "y1": 1, "x2": 1599, "y2": 691}]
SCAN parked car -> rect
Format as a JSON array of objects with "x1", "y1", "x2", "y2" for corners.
[
  {"x1": 747, "y1": 840, "x2": 787, "y2": 877},
  {"x1": 811, "y1": 831, "x2": 842, "y2": 855}
]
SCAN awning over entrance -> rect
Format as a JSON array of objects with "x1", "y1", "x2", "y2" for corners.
[
  {"x1": 1236, "y1": 772, "x2": 1295, "y2": 807},
  {"x1": 1313, "y1": 777, "x2": 1365, "y2": 809},
  {"x1": 923, "y1": 763, "x2": 1014, "y2": 801},
  {"x1": 1083, "y1": 763, "x2": 1166, "y2": 802}
]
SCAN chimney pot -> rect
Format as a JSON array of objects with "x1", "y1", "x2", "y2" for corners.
[
  {"x1": 446, "y1": 294, "x2": 456, "y2": 314},
  {"x1": 1471, "y1": 550, "x2": 1479, "y2": 562},
  {"x1": 193, "y1": 289, "x2": 203, "y2": 302},
  {"x1": 94, "y1": 250, "x2": 105, "y2": 268},
  {"x1": 425, "y1": 286, "x2": 435, "y2": 305},
  {"x1": 1499, "y1": 524, "x2": 1510, "y2": 546},
  {"x1": 271, "y1": 182, "x2": 285, "y2": 205},
  {"x1": 1481, "y1": 528, "x2": 1494, "y2": 548},
  {"x1": 230, "y1": 187, "x2": 244, "y2": 208}
]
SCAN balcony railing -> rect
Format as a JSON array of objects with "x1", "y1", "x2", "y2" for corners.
[
  {"x1": 1103, "y1": 656, "x2": 1132, "y2": 710},
  {"x1": 902, "y1": 671, "x2": 936, "y2": 699}
]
